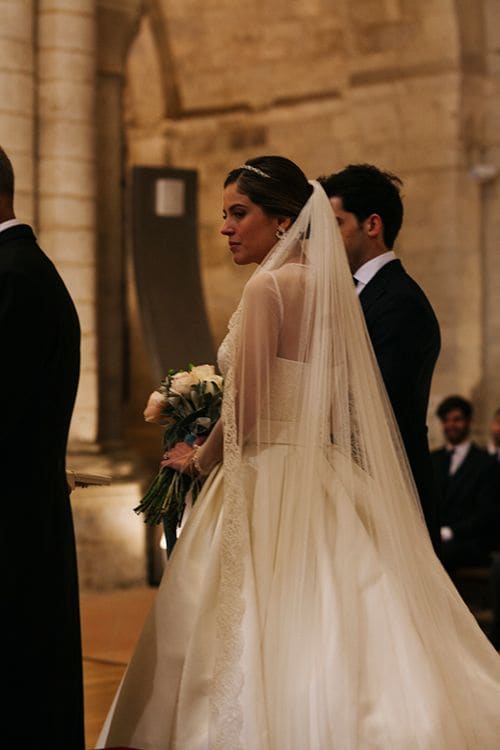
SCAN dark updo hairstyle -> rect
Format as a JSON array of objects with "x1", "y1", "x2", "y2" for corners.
[{"x1": 224, "y1": 155, "x2": 313, "y2": 222}]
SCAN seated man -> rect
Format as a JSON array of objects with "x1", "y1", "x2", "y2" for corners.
[
  {"x1": 486, "y1": 407, "x2": 500, "y2": 649},
  {"x1": 431, "y1": 396, "x2": 499, "y2": 572},
  {"x1": 487, "y1": 407, "x2": 500, "y2": 461}
]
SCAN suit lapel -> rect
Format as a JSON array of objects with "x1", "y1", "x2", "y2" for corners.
[
  {"x1": 358, "y1": 259, "x2": 403, "y2": 314},
  {"x1": 435, "y1": 448, "x2": 451, "y2": 495},
  {"x1": 444, "y1": 445, "x2": 475, "y2": 501}
]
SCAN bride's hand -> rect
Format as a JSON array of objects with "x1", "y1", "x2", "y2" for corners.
[{"x1": 161, "y1": 442, "x2": 196, "y2": 474}]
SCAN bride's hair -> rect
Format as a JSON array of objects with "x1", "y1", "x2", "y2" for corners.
[{"x1": 224, "y1": 155, "x2": 313, "y2": 221}]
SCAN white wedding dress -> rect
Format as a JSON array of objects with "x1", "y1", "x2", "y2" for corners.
[
  {"x1": 99, "y1": 354, "x2": 500, "y2": 750},
  {"x1": 99, "y1": 185, "x2": 500, "y2": 750}
]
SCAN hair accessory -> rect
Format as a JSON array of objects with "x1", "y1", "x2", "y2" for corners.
[{"x1": 238, "y1": 164, "x2": 271, "y2": 179}]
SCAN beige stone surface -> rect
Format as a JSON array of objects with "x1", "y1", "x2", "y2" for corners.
[
  {"x1": 72, "y1": 481, "x2": 147, "y2": 589},
  {"x1": 0, "y1": 0, "x2": 34, "y2": 222},
  {"x1": 0, "y1": 0, "x2": 33, "y2": 38},
  {"x1": 37, "y1": 0, "x2": 98, "y2": 446},
  {"x1": 38, "y1": 121, "x2": 95, "y2": 158}
]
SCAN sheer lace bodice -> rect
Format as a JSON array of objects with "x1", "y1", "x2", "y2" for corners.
[
  {"x1": 219, "y1": 337, "x2": 304, "y2": 424},
  {"x1": 264, "y1": 357, "x2": 305, "y2": 423}
]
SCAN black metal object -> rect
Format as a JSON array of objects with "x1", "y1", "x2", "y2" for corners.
[{"x1": 129, "y1": 166, "x2": 215, "y2": 380}]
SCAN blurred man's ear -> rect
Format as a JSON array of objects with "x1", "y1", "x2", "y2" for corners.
[{"x1": 0, "y1": 191, "x2": 15, "y2": 221}]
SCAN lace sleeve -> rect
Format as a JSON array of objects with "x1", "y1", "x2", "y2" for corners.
[
  {"x1": 234, "y1": 271, "x2": 282, "y2": 441},
  {"x1": 196, "y1": 271, "x2": 281, "y2": 471}
]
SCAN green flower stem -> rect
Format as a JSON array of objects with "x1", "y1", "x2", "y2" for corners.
[{"x1": 134, "y1": 466, "x2": 204, "y2": 526}]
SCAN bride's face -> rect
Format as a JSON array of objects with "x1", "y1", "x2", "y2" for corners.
[{"x1": 221, "y1": 183, "x2": 281, "y2": 265}]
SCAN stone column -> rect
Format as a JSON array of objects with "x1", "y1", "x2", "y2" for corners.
[
  {"x1": 0, "y1": 0, "x2": 35, "y2": 222},
  {"x1": 37, "y1": 0, "x2": 98, "y2": 443},
  {"x1": 69, "y1": 0, "x2": 149, "y2": 591},
  {"x1": 96, "y1": 0, "x2": 144, "y2": 446},
  {"x1": 477, "y1": 0, "x2": 500, "y2": 429}
]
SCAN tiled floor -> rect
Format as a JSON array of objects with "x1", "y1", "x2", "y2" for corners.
[{"x1": 81, "y1": 586, "x2": 157, "y2": 750}]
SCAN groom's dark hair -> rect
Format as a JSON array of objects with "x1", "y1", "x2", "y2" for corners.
[
  {"x1": 318, "y1": 164, "x2": 403, "y2": 249},
  {"x1": 0, "y1": 146, "x2": 15, "y2": 199}
]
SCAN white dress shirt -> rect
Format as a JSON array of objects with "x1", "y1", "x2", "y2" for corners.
[
  {"x1": 446, "y1": 440, "x2": 471, "y2": 475},
  {"x1": 0, "y1": 218, "x2": 24, "y2": 234},
  {"x1": 352, "y1": 251, "x2": 397, "y2": 296},
  {"x1": 487, "y1": 442, "x2": 500, "y2": 461}
]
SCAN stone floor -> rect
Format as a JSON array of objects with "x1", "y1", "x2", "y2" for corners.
[{"x1": 81, "y1": 586, "x2": 157, "y2": 750}]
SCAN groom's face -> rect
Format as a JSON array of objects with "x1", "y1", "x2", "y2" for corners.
[{"x1": 329, "y1": 196, "x2": 368, "y2": 273}]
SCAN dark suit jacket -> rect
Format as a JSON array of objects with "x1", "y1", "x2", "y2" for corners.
[
  {"x1": 359, "y1": 259, "x2": 441, "y2": 551},
  {"x1": 431, "y1": 444, "x2": 499, "y2": 551},
  {"x1": 0, "y1": 225, "x2": 83, "y2": 748}
]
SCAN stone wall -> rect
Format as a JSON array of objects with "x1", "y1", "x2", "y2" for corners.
[{"x1": 0, "y1": 0, "x2": 35, "y2": 222}]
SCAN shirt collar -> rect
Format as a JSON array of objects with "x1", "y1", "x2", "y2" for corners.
[
  {"x1": 0, "y1": 218, "x2": 24, "y2": 234},
  {"x1": 445, "y1": 440, "x2": 471, "y2": 456},
  {"x1": 353, "y1": 250, "x2": 397, "y2": 293}
]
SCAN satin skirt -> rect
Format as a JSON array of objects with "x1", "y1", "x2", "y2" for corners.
[{"x1": 98, "y1": 445, "x2": 500, "y2": 750}]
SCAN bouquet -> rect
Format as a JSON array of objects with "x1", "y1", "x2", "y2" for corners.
[{"x1": 134, "y1": 364, "x2": 223, "y2": 525}]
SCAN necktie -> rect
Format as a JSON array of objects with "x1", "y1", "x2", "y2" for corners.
[{"x1": 444, "y1": 448, "x2": 455, "y2": 481}]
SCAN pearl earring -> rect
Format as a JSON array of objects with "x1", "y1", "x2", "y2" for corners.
[{"x1": 276, "y1": 226, "x2": 286, "y2": 239}]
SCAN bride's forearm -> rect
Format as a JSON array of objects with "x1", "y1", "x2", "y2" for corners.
[{"x1": 196, "y1": 418, "x2": 223, "y2": 474}]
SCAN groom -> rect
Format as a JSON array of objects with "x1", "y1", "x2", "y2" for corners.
[
  {"x1": 319, "y1": 164, "x2": 441, "y2": 554},
  {"x1": 0, "y1": 146, "x2": 84, "y2": 747}
]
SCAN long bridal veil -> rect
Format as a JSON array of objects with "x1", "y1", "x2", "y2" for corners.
[{"x1": 214, "y1": 180, "x2": 500, "y2": 748}]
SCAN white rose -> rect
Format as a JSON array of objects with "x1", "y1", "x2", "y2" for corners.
[
  {"x1": 204, "y1": 374, "x2": 224, "y2": 394},
  {"x1": 210, "y1": 374, "x2": 223, "y2": 389},
  {"x1": 190, "y1": 364, "x2": 215, "y2": 382},
  {"x1": 170, "y1": 370, "x2": 198, "y2": 395}
]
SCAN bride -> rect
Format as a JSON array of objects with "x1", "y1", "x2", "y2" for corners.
[{"x1": 99, "y1": 156, "x2": 500, "y2": 749}]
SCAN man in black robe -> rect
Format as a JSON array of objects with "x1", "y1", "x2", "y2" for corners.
[{"x1": 0, "y1": 146, "x2": 84, "y2": 748}]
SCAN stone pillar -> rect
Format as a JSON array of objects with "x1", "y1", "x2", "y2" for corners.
[
  {"x1": 67, "y1": 0, "x2": 150, "y2": 591},
  {"x1": 96, "y1": 0, "x2": 143, "y2": 446},
  {"x1": 476, "y1": 0, "x2": 500, "y2": 430},
  {"x1": 477, "y1": 172, "x2": 500, "y2": 430},
  {"x1": 0, "y1": 0, "x2": 35, "y2": 222},
  {"x1": 37, "y1": 0, "x2": 98, "y2": 443},
  {"x1": 481, "y1": 0, "x2": 500, "y2": 430}
]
